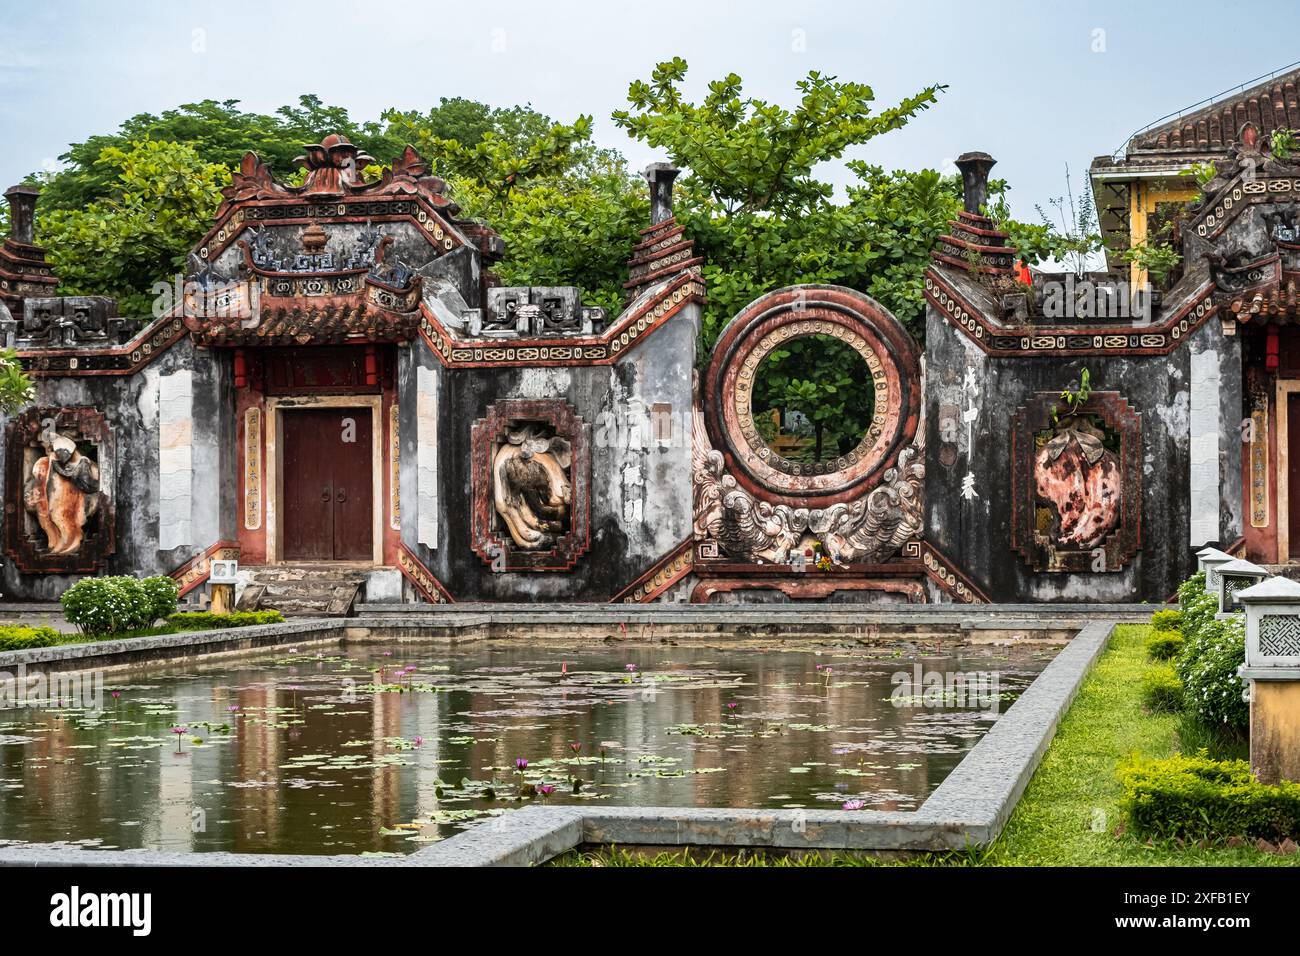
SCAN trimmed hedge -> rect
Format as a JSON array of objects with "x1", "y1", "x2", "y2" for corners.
[
  {"x1": 1146, "y1": 629, "x2": 1184, "y2": 661},
  {"x1": 167, "y1": 610, "x2": 285, "y2": 630},
  {"x1": 1121, "y1": 754, "x2": 1300, "y2": 841},
  {"x1": 1140, "y1": 665, "x2": 1183, "y2": 713},
  {"x1": 0, "y1": 624, "x2": 66, "y2": 651},
  {"x1": 60, "y1": 575, "x2": 179, "y2": 636},
  {"x1": 1149, "y1": 609, "x2": 1183, "y2": 632}
]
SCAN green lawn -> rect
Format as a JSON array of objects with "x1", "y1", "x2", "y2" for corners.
[{"x1": 554, "y1": 624, "x2": 1299, "y2": 867}]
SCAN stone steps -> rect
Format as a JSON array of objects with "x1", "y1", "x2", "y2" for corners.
[{"x1": 238, "y1": 564, "x2": 370, "y2": 617}]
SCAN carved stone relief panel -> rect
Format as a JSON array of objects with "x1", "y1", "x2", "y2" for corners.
[
  {"x1": 1010, "y1": 392, "x2": 1142, "y2": 573},
  {"x1": 5, "y1": 406, "x2": 115, "y2": 573},
  {"x1": 470, "y1": 399, "x2": 591, "y2": 571}
]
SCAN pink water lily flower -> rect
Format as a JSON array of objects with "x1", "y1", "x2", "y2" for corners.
[{"x1": 842, "y1": 799, "x2": 866, "y2": 811}]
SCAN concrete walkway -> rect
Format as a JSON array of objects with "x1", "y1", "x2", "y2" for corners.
[{"x1": 0, "y1": 602, "x2": 76, "y2": 633}]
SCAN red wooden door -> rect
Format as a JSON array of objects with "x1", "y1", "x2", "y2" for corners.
[
  {"x1": 281, "y1": 409, "x2": 373, "y2": 561},
  {"x1": 331, "y1": 411, "x2": 373, "y2": 560}
]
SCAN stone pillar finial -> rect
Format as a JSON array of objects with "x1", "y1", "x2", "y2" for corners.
[
  {"x1": 643, "y1": 163, "x2": 680, "y2": 226},
  {"x1": 954, "y1": 152, "x2": 996, "y2": 216},
  {"x1": 4, "y1": 184, "x2": 39, "y2": 245}
]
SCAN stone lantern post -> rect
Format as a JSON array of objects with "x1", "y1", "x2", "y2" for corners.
[
  {"x1": 209, "y1": 558, "x2": 239, "y2": 615},
  {"x1": 1236, "y1": 576, "x2": 1300, "y2": 784},
  {"x1": 1215, "y1": 557, "x2": 1268, "y2": 617},
  {"x1": 1196, "y1": 546, "x2": 1234, "y2": 590}
]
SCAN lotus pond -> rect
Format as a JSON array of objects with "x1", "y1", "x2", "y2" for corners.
[{"x1": 0, "y1": 637, "x2": 1058, "y2": 855}]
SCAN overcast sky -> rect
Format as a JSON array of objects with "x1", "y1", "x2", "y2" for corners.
[{"x1": 2, "y1": 0, "x2": 1300, "y2": 220}]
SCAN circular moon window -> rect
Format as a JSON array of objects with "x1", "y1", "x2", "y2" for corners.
[{"x1": 706, "y1": 286, "x2": 918, "y2": 503}]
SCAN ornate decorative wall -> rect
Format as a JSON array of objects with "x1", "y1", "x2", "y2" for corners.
[{"x1": 692, "y1": 285, "x2": 935, "y2": 599}]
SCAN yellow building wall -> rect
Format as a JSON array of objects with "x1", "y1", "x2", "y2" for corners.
[{"x1": 1128, "y1": 179, "x2": 1199, "y2": 288}]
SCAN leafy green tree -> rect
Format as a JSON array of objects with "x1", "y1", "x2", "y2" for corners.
[
  {"x1": 752, "y1": 335, "x2": 876, "y2": 463},
  {"x1": 385, "y1": 108, "x2": 645, "y2": 313},
  {"x1": 390, "y1": 112, "x2": 598, "y2": 214},
  {"x1": 614, "y1": 58, "x2": 944, "y2": 215},
  {"x1": 450, "y1": 154, "x2": 646, "y2": 315},
  {"x1": 0, "y1": 349, "x2": 35, "y2": 413},
  {"x1": 382, "y1": 98, "x2": 562, "y2": 163},
  {"x1": 612, "y1": 60, "x2": 952, "y2": 348},
  {"x1": 34, "y1": 95, "x2": 578, "y2": 214},
  {"x1": 37, "y1": 140, "x2": 230, "y2": 315},
  {"x1": 610, "y1": 59, "x2": 964, "y2": 460},
  {"x1": 28, "y1": 97, "x2": 639, "y2": 315},
  {"x1": 37, "y1": 96, "x2": 391, "y2": 212}
]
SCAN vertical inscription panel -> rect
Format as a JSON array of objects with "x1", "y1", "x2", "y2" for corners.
[{"x1": 244, "y1": 407, "x2": 263, "y2": 530}]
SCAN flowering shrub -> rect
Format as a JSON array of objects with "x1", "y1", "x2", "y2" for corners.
[
  {"x1": 60, "y1": 575, "x2": 178, "y2": 636},
  {"x1": 1177, "y1": 571, "x2": 1207, "y2": 609},
  {"x1": 1176, "y1": 612, "x2": 1247, "y2": 734},
  {"x1": 140, "y1": 575, "x2": 180, "y2": 625}
]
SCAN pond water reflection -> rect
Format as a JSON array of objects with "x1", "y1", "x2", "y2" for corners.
[{"x1": 0, "y1": 639, "x2": 1056, "y2": 855}]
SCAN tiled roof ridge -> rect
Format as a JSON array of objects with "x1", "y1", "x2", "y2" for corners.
[{"x1": 1131, "y1": 65, "x2": 1300, "y2": 155}]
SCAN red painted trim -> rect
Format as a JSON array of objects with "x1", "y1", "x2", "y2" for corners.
[
  {"x1": 396, "y1": 544, "x2": 455, "y2": 604},
  {"x1": 170, "y1": 541, "x2": 241, "y2": 598},
  {"x1": 925, "y1": 268, "x2": 1218, "y2": 357},
  {"x1": 609, "y1": 538, "x2": 693, "y2": 603},
  {"x1": 418, "y1": 271, "x2": 705, "y2": 368},
  {"x1": 702, "y1": 285, "x2": 922, "y2": 509}
]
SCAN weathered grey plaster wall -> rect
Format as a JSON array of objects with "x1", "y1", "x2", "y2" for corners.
[
  {"x1": 924, "y1": 310, "x2": 1241, "y2": 602},
  {"x1": 0, "y1": 342, "x2": 236, "y2": 600},
  {"x1": 398, "y1": 307, "x2": 697, "y2": 601}
]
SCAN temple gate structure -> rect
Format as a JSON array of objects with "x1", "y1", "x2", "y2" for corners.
[{"x1": 4, "y1": 66, "x2": 1300, "y2": 608}]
